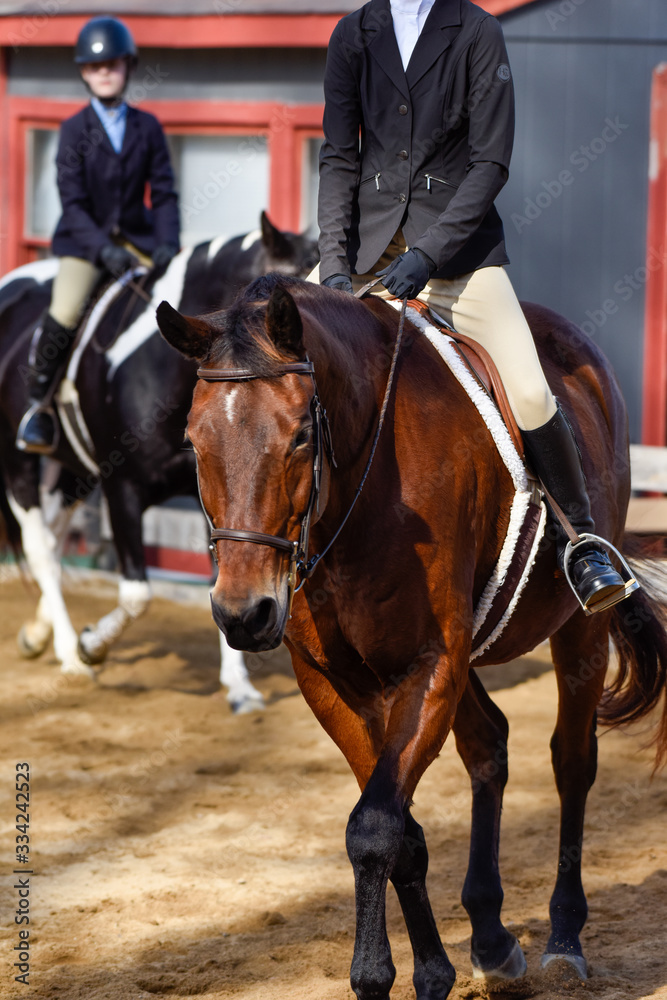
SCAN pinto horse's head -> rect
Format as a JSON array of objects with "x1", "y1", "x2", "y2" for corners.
[{"x1": 157, "y1": 278, "x2": 326, "y2": 652}]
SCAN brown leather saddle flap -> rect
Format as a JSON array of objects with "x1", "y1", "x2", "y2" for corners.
[{"x1": 407, "y1": 299, "x2": 525, "y2": 460}]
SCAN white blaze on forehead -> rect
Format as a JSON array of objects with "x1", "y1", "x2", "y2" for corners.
[
  {"x1": 224, "y1": 387, "x2": 238, "y2": 424},
  {"x1": 241, "y1": 229, "x2": 261, "y2": 252}
]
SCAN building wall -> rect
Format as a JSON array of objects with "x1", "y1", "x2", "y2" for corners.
[
  {"x1": 7, "y1": 46, "x2": 327, "y2": 104},
  {"x1": 496, "y1": 0, "x2": 667, "y2": 440}
]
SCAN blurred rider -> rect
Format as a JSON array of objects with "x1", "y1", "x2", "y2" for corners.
[{"x1": 17, "y1": 16, "x2": 180, "y2": 455}]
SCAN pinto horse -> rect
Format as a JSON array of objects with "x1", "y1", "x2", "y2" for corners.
[
  {"x1": 157, "y1": 273, "x2": 667, "y2": 998},
  {"x1": 0, "y1": 215, "x2": 316, "y2": 711}
]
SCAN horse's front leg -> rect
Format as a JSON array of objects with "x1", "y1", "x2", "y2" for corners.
[
  {"x1": 389, "y1": 810, "x2": 456, "y2": 1000},
  {"x1": 6, "y1": 465, "x2": 92, "y2": 675},
  {"x1": 453, "y1": 670, "x2": 527, "y2": 981},
  {"x1": 78, "y1": 479, "x2": 150, "y2": 665},
  {"x1": 345, "y1": 646, "x2": 469, "y2": 1000},
  {"x1": 218, "y1": 631, "x2": 264, "y2": 713}
]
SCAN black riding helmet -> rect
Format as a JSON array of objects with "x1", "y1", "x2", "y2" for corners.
[{"x1": 74, "y1": 16, "x2": 138, "y2": 68}]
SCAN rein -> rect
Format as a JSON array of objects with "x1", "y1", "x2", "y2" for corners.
[{"x1": 196, "y1": 294, "x2": 408, "y2": 608}]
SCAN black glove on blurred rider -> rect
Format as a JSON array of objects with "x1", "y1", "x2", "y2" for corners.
[
  {"x1": 99, "y1": 243, "x2": 138, "y2": 278},
  {"x1": 322, "y1": 273, "x2": 354, "y2": 295},
  {"x1": 376, "y1": 248, "x2": 436, "y2": 299},
  {"x1": 152, "y1": 243, "x2": 179, "y2": 271}
]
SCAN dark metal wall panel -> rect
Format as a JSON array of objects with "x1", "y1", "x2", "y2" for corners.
[
  {"x1": 497, "y1": 0, "x2": 667, "y2": 439},
  {"x1": 7, "y1": 46, "x2": 327, "y2": 104}
]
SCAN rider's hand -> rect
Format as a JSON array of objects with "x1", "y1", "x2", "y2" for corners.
[
  {"x1": 376, "y1": 248, "x2": 435, "y2": 299},
  {"x1": 322, "y1": 273, "x2": 354, "y2": 295},
  {"x1": 152, "y1": 243, "x2": 179, "y2": 271},
  {"x1": 99, "y1": 243, "x2": 138, "y2": 278}
]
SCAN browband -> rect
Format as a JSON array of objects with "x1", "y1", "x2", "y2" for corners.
[{"x1": 197, "y1": 362, "x2": 315, "y2": 382}]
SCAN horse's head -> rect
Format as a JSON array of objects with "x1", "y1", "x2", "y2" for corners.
[
  {"x1": 257, "y1": 211, "x2": 319, "y2": 278},
  {"x1": 157, "y1": 277, "x2": 326, "y2": 652}
]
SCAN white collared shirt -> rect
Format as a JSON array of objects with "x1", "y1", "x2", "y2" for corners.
[{"x1": 390, "y1": 0, "x2": 437, "y2": 71}]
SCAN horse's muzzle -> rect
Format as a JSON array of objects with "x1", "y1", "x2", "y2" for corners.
[{"x1": 210, "y1": 593, "x2": 285, "y2": 652}]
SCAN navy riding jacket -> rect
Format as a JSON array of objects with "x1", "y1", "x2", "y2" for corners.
[{"x1": 52, "y1": 103, "x2": 180, "y2": 264}]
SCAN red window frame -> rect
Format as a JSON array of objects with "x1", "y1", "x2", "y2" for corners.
[
  {"x1": 642, "y1": 65, "x2": 667, "y2": 446},
  {"x1": 4, "y1": 95, "x2": 323, "y2": 271}
]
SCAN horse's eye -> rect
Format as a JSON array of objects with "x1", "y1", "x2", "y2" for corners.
[{"x1": 294, "y1": 425, "x2": 312, "y2": 450}]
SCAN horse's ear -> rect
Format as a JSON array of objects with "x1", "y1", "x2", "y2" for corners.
[
  {"x1": 261, "y1": 210, "x2": 292, "y2": 260},
  {"x1": 156, "y1": 301, "x2": 213, "y2": 361},
  {"x1": 266, "y1": 284, "x2": 304, "y2": 359}
]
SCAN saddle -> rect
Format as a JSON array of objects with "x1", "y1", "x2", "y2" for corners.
[{"x1": 407, "y1": 298, "x2": 525, "y2": 459}]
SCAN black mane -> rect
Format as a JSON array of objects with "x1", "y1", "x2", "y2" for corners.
[{"x1": 206, "y1": 272, "x2": 309, "y2": 374}]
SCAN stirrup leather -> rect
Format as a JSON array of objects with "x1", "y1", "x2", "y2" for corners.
[{"x1": 563, "y1": 533, "x2": 639, "y2": 615}]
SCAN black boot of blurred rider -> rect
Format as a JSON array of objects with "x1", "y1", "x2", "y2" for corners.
[{"x1": 16, "y1": 313, "x2": 76, "y2": 455}]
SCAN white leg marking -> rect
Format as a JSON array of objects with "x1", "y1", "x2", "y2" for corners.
[
  {"x1": 8, "y1": 495, "x2": 92, "y2": 675},
  {"x1": 218, "y1": 630, "x2": 264, "y2": 713},
  {"x1": 78, "y1": 578, "x2": 151, "y2": 662}
]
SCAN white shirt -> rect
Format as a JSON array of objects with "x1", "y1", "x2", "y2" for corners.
[{"x1": 390, "y1": 0, "x2": 437, "y2": 71}]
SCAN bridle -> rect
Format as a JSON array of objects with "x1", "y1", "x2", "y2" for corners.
[
  {"x1": 196, "y1": 359, "x2": 336, "y2": 609},
  {"x1": 196, "y1": 293, "x2": 407, "y2": 610}
]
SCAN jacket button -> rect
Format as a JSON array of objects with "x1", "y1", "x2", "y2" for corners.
[
  {"x1": 398, "y1": 104, "x2": 408, "y2": 115},
  {"x1": 397, "y1": 149, "x2": 408, "y2": 160},
  {"x1": 398, "y1": 193, "x2": 406, "y2": 203}
]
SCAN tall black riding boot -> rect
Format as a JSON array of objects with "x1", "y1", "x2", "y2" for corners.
[
  {"x1": 16, "y1": 313, "x2": 76, "y2": 455},
  {"x1": 521, "y1": 405, "x2": 634, "y2": 614}
]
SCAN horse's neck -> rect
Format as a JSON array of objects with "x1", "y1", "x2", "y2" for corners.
[{"x1": 300, "y1": 298, "x2": 391, "y2": 464}]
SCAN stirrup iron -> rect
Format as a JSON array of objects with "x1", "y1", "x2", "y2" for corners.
[{"x1": 563, "y1": 533, "x2": 639, "y2": 615}]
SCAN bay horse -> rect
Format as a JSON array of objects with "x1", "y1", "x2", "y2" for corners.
[
  {"x1": 157, "y1": 274, "x2": 667, "y2": 998},
  {"x1": 0, "y1": 214, "x2": 317, "y2": 712}
]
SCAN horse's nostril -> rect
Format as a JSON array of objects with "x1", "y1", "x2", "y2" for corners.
[{"x1": 242, "y1": 597, "x2": 277, "y2": 636}]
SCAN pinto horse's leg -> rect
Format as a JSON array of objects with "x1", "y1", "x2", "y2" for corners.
[
  {"x1": 218, "y1": 630, "x2": 265, "y2": 713},
  {"x1": 453, "y1": 670, "x2": 526, "y2": 982},
  {"x1": 5, "y1": 462, "x2": 92, "y2": 676},
  {"x1": 18, "y1": 480, "x2": 80, "y2": 659},
  {"x1": 78, "y1": 479, "x2": 150, "y2": 665},
  {"x1": 543, "y1": 612, "x2": 608, "y2": 980}
]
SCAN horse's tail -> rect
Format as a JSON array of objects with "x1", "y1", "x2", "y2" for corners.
[
  {"x1": 599, "y1": 533, "x2": 667, "y2": 769},
  {"x1": 0, "y1": 461, "x2": 22, "y2": 561}
]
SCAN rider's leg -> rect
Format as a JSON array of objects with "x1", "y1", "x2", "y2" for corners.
[
  {"x1": 418, "y1": 265, "x2": 629, "y2": 613},
  {"x1": 17, "y1": 256, "x2": 101, "y2": 455}
]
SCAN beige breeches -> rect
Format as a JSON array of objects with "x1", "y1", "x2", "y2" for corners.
[
  {"x1": 50, "y1": 240, "x2": 152, "y2": 330},
  {"x1": 308, "y1": 242, "x2": 557, "y2": 430},
  {"x1": 50, "y1": 256, "x2": 101, "y2": 329}
]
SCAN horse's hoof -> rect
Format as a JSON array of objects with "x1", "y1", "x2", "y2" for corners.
[
  {"x1": 229, "y1": 693, "x2": 265, "y2": 714},
  {"x1": 17, "y1": 622, "x2": 52, "y2": 659},
  {"x1": 77, "y1": 627, "x2": 108, "y2": 666},
  {"x1": 472, "y1": 938, "x2": 527, "y2": 982},
  {"x1": 60, "y1": 657, "x2": 96, "y2": 679},
  {"x1": 541, "y1": 952, "x2": 588, "y2": 980}
]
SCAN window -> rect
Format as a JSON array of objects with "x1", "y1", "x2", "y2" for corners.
[
  {"x1": 167, "y1": 133, "x2": 270, "y2": 247},
  {"x1": 25, "y1": 128, "x2": 60, "y2": 242},
  {"x1": 301, "y1": 136, "x2": 323, "y2": 235}
]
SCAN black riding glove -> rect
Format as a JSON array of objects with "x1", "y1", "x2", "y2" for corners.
[
  {"x1": 376, "y1": 248, "x2": 436, "y2": 299},
  {"x1": 322, "y1": 273, "x2": 354, "y2": 295},
  {"x1": 99, "y1": 243, "x2": 138, "y2": 278},
  {"x1": 152, "y1": 243, "x2": 179, "y2": 270}
]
